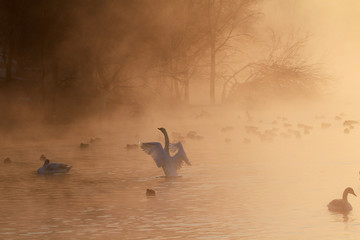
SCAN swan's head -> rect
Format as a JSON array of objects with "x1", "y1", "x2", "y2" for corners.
[
  {"x1": 345, "y1": 187, "x2": 357, "y2": 197},
  {"x1": 157, "y1": 128, "x2": 167, "y2": 134},
  {"x1": 40, "y1": 154, "x2": 46, "y2": 161}
]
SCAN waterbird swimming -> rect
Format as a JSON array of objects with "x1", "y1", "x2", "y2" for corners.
[
  {"x1": 80, "y1": 143, "x2": 90, "y2": 149},
  {"x1": 37, "y1": 155, "x2": 72, "y2": 174},
  {"x1": 3, "y1": 157, "x2": 11, "y2": 164},
  {"x1": 146, "y1": 189, "x2": 156, "y2": 196},
  {"x1": 140, "y1": 128, "x2": 191, "y2": 177},
  {"x1": 327, "y1": 187, "x2": 356, "y2": 212}
]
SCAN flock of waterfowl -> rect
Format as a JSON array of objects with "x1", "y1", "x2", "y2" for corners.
[
  {"x1": 2, "y1": 127, "x2": 191, "y2": 197},
  {"x1": 3, "y1": 154, "x2": 74, "y2": 174},
  {"x1": 219, "y1": 114, "x2": 358, "y2": 144},
  {"x1": 198, "y1": 111, "x2": 360, "y2": 213},
  {"x1": 2, "y1": 111, "x2": 359, "y2": 210}
]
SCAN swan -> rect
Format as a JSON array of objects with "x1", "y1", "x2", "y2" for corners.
[
  {"x1": 327, "y1": 187, "x2": 357, "y2": 212},
  {"x1": 37, "y1": 155, "x2": 72, "y2": 174},
  {"x1": 140, "y1": 128, "x2": 191, "y2": 177}
]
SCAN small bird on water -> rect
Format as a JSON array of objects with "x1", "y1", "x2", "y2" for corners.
[
  {"x1": 3, "y1": 157, "x2": 11, "y2": 164},
  {"x1": 146, "y1": 189, "x2": 156, "y2": 196},
  {"x1": 327, "y1": 187, "x2": 357, "y2": 212}
]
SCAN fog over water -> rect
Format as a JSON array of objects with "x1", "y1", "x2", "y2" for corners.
[{"x1": 1, "y1": 1, "x2": 360, "y2": 239}]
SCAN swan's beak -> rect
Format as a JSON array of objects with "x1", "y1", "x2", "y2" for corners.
[{"x1": 353, "y1": 192, "x2": 357, "y2": 197}]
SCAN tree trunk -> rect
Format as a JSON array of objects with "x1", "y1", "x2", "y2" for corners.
[
  {"x1": 174, "y1": 79, "x2": 180, "y2": 100},
  {"x1": 208, "y1": 0, "x2": 216, "y2": 105},
  {"x1": 40, "y1": 45, "x2": 46, "y2": 107},
  {"x1": 5, "y1": 56, "x2": 12, "y2": 82},
  {"x1": 3, "y1": 39, "x2": 13, "y2": 83},
  {"x1": 184, "y1": 79, "x2": 190, "y2": 103},
  {"x1": 101, "y1": 92, "x2": 107, "y2": 119},
  {"x1": 51, "y1": 60, "x2": 58, "y2": 122},
  {"x1": 210, "y1": 39, "x2": 216, "y2": 104}
]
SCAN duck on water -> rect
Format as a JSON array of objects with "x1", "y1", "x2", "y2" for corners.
[
  {"x1": 37, "y1": 154, "x2": 72, "y2": 174},
  {"x1": 327, "y1": 187, "x2": 357, "y2": 212},
  {"x1": 140, "y1": 128, "x2": 191, "y2": 177}
]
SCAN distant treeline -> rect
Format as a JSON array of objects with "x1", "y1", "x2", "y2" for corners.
[
  {"x1": 0, "y1": 0, "x2": 324, "y2": 125},
  {"x1": 0, "y1": 0, "x2": 263, "y2": 122}
]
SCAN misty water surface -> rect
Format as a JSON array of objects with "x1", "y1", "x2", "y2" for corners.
[{"x1": 1, "y1": 108, "x2": 360, "y2": 239}]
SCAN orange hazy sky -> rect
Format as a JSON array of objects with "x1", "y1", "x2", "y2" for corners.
[{"x1": 262, "y1": 0, "x2": 360, "y2": 102}]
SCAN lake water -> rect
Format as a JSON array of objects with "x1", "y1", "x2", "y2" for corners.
[{"x1": 1, "y1": 109, "x2": 360, "y2": 239}]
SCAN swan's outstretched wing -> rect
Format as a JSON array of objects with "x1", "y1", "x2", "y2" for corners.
[
  {"x1": 140, "y1": 142, "x2": 166, "y2": 168},
  {"x1": 171, "y1": 142, "x2": 191, "y2": 169}
]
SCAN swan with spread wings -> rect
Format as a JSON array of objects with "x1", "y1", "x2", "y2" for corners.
[{"x1": 140, "y1": 128, "x2": 191, "y2": 177}]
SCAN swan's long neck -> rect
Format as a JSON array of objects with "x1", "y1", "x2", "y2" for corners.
[
  {"x1": 343, "y1": 190, "x2": 349, "y2": 201},
  {"x1": 162, "y1": 129, "x2": 170, "y2": 154}
]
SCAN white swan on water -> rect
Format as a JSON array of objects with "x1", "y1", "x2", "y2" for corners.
[
  {"x1": 140, "y1": 128, "x2": 191, "y2": 177},
  {"x1": 327, "y1": 187, "x2": 357, "y2": 212}
]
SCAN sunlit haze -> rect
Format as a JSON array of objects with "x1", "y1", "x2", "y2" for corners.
[{"x1": 1, "y1": 1, "x2": 360, "y2": 239}]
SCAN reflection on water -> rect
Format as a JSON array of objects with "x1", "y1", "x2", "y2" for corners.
[
  {"x1": 329, "y1": 211, "x2": 351, "y2": 223},
  {"x1": 1, "y1": 113, "x2": 360, "y2": 239}
]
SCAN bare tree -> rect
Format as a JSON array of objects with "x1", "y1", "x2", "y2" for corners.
[
  {"x1": 205, "y1": 0, "x2": 259, "y2": 104},
  {"x1": 225, "y1": 31, "x2": 327, "y2": 106},
  {"x1": 148, "y1": 0, "x2": 209, "y2": 104}
]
